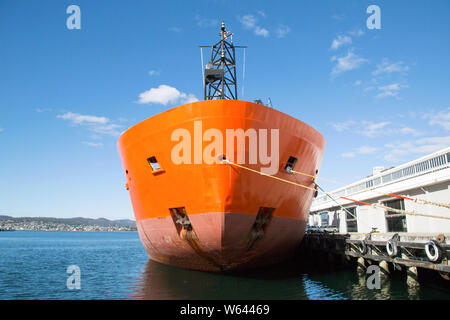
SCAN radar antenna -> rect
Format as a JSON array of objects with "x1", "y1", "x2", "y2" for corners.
[{"x1": 200, "y1": 21, "x2": 247, "y2": 100}]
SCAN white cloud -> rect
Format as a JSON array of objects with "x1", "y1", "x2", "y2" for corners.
[
  {"x1": 239, "y1": 14, "x2": 256, "y2": 29},
  {"x1": 423, "y1": 107, "x2": 450, "y2": 131},
  {"x1": 372, "y1": 58, "x2": 410, "y2": 76},
  {"x1": 238, "y1": 14, "x2": 269, "y2": 37},
  {"x1": 358, "y1": 121, "x2": 391, "y2": 138},
  {"x1": 333, "y1": 114, "x2": 447, "y2": 163},
  {"x1": 148, "y1": 70, "x2": 160, "y2": 76},
  {"x1": 254, "y1": 26, "x2": 269, "y2": 37},
  {"x1": 169, "y1": 26, "x2": 182, "y2": 33},
  {"x1": 330, "y1": 35, "x2": 352, "y2": 50},
  {"x1": 332, "y1": 120, "x2": 355, "y2": 132},
  {"x1": 256, "y1": 10, "x2": 267, "y2": 18},
  {"x1": 331, "y1": 14, "x2": 345, "y2": 21},
  {"x1": 195, "y1": 16, "x2": 218, "y2": 28},
  {"x1": 0, "y1": 127, "x2": 3, "y2": 133},
  {"x1": 384, "y1": 136, "x2": 450, "y2": 162},
  {"x1": 36, "y1": 107, "x2": 52, "y2": 113},
  {"x1": 354, "y1": 80, "x2": 362, "y2": 86},
  {"x1": 57, "y1": 112, "x2": 108, "y2": 125},
  {"x1": 333, "y1": 119, "x2": 426, "y2": 138},
  {"x1": 57, "y1": 112, "x2": 122, "y2": 136},
  {"x1": 137, "y1": 84, "x2": 198, "y2": 106},
  {"x1": 348, "y1": 29, "x2": 365, "y2": 37},
  {"x1": 331, "y1": 49, "x2": 368, "y2": 75},
  {"x1": 90, "y1": 123, "x2": 123, "y2": 136},
  {"x1": 357, "y1": 146, "x2": 376, "y2": 154},
  {"x1": 256, "y1": 10, "x2": 266, "y2": 18},
  {"x1": 398, "y1": 127, "x2": 424, "y2": 136},
  {"x1": 416, "y1": 136, "x2": 450, "y2": 149},
  {"x1": 82, "y1": 141, "x2": 103, "y2": 147},
  {"x1": 342, "y1": 152, "x2": 355, "y2": 158},
  {"x1": 375, "y1": 83, "x2": 408, "y2": 99},
  {"x1": 276, "y1": 25, "x2": 291, "y2": 38},
  {"x1": 341, "y1": 146, "x2": 376, "y2": 158}
]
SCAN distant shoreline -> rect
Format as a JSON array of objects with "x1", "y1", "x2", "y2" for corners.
[{"x1": 0, "y1": 215, "x2": 137, "y2": 232}]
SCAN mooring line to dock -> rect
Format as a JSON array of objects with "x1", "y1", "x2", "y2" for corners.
[
  {"x1": 290, "y1": 169, "x2": 450, "y2": 209},
  {"x1": 339, "y1": 196, "x2": 450, "y2": 220},
  {"x1": 314, "y1": 184, "x2": 357, "y2": 220},
  {"x1": 222, "y1": 159, "x2": 450, "y2": 221},
  {"x1": 222, "y1": 159, "x2": 317, "y2": 191}
]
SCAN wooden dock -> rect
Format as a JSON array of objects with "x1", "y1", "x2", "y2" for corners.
[{"x1": 300, "y1": 229, "x2": 450, "y2": 285}]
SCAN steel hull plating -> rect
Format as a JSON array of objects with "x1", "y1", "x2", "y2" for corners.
[{"x1": 118, "y1": 100, "x2": 325, "y2": 272}]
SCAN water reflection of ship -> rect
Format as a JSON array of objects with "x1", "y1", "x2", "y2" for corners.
[
  {"x1": 129, "y1": 259, "x2": 310, "y2": 300},
  {"x1": 128, "y1": 259, "x2": 427, "y2": 300}
]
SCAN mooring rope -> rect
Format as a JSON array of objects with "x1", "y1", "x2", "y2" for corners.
[
  {"x1": 315, "y1": 183, "x2": 357, "y2": 220},
  {"x1": 222, "y1": 159, "x2": 317, "y2": 191},
  {"x1": 222, "y1": 159, "x2": 450, "y2": 221},
  {"x1": 339, "y1": 197, "x2": 450, "y2": 220},
  {"x1": 291, "y1": 169, "x2": 450, "y2": 209}
]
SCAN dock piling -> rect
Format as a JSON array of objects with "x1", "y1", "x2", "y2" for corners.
[
  {"x1": 407, "y1": 266, "x2": 420, "y2": 287},
  {"x1": 379, "y1": 260, "x2": 390, "y2": 278},
  {"x1": 301, "y1": 230, "x2": 449, "y2": 289},
  {"x1": 357, "y1": 257, "x2": 366, "y2": 274}
]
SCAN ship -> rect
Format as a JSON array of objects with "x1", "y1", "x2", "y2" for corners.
[{"x1": 118, "y1": 22, "x2": 326, "y2": 272}]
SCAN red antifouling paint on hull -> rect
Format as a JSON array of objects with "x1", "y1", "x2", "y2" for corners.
[{"x1": 137, "y1": 213, "x2": 306, "y2": 272}]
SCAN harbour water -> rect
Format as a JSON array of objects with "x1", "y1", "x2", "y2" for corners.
[{"x1": 0, "y1": 231, "x2": 448, "y2": 300}]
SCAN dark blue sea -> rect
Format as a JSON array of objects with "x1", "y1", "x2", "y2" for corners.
[{"x1": 0, "y1": 231, "x2": 448, "y2": 300}]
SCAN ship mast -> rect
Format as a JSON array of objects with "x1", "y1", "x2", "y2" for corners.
[{"x1": 200, "y1": 21, "x2": 246, "y2": 100}]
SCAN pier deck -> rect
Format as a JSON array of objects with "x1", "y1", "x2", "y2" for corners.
[{"x1": 301, "y1": 229, "x2": 450, "y2": 283}]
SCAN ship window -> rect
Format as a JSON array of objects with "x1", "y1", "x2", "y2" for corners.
[
  {"x1": 147, "y1": 156, "x2": 161, "y2": 171},
  {"x1": 284, "y1": 156, "x2": 298, "y2": 173}
]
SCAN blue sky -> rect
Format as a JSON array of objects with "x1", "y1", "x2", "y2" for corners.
[{"x1": 0, "y1": 0, "x2": 449, "y2": 219}]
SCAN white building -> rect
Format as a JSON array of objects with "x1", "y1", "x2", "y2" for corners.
[{"x1": 309, "y1": 147, "x2": 450, "y2": 234}]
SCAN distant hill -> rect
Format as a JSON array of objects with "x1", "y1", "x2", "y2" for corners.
[{"x1": 0, "y1": 215, "x2": 136, "y2": 228}]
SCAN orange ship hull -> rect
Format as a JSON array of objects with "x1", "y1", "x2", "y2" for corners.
[{"x1": 118, "y1": 100, "x2": 325, "y2": 272}]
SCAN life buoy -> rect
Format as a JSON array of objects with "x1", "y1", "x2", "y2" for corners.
[
  {"x1": 386, "y1": 239, "x2": 399, "y2": 257},
  {"x1": 425, "y1": 240, "x2": 442, "y2": 262}
]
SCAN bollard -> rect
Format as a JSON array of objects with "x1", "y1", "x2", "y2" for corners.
[
  {"x1": 407, "y1": 266, "x2": 420, "y2": 287},
  {"x1": 357, "y1": 257, "x2": 366, "y2": 274}
]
